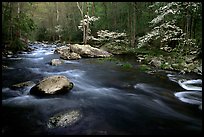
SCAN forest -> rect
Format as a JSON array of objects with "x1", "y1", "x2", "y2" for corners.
[
  {"x1": 2, "y1": 2, "x2": 202, "y2": 73},
  {"x1": 2, "y1": 2, "x2": 202, "y2": 135}
]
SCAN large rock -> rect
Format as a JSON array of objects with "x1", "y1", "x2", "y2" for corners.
[
  {"x1": 54, "y1": 46, "x2": 71, "y2": 55},
  {"x1": 55, "y1": 46, "x2": 81, "y2": 60},
  {"x1": 70, "y1": 44, "x2": 112, "y2": 58},
  {"x1": 60, "y1": 52, "x2": 81, "y2": 60},
  {"x1": 30, "y1": 75, "x2": 73, "y2": 95}
]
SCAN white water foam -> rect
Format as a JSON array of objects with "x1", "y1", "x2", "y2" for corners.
[
  {"x1": 178, "y1": 79, "x2": 202, "y2": 91},
  {"x1": 174, "y1": 91, "x2": 202, "y2": 105},
  {"x1": 28, "y1": 68, "x2": 85, "y2": 78},
  {"x1": 26, "y1": 57, "x2": 44, "y2": 61},
  {"x1": 63, "y1": 60, "x2": 79, "y2": 64}
]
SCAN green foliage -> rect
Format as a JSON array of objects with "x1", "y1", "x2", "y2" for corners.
[
  {"x1": 2, "y1": 2, "x2": 36, "y2": 52},
  {"x1": 35, "y1": 27, "x2": 49, "y2": 41}
]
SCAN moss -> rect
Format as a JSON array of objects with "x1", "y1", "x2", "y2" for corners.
[
  {"x1": 97, "y1": 57, "x2": 118, "y2": 63},
  {"x1": 121, "y1": 62, "x2": 133, "y2": 69},
  {"x1": 138, "y1": 64, "x2": 151, "y2": 72}
]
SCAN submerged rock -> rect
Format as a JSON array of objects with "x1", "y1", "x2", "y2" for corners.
[
  {"x1": 12, "y1": 81, "x2": 35, "y2": 89},
  {"x1": 47, "y1": 110, "x2": 82, "y2": 128},
  {"x1": 30, "y1": 75, "x2": 73, "y2": 96},
  {"x1": 199, "y1": 104, "x2": 202, "y2": 110},
  {"x1": 70, "y1": 44, "x2": 112, "y2": 58}
]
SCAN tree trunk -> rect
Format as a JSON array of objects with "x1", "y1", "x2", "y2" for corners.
[
  {"x1": 90, "y1": 2, "x2": 95, "y2": 27},
  {"x1": 128, "y1": 3, "x2": 132, "y2": 47},
  {"x1": 193, "y1": 18, "x2": 196, "y2": 39},
  {"x1": 186, "y1": 6, "x2": 191, "y2": 39},
  {"x1": 113, "y1": 3, "x2": 117, "y2": 29},
  {"x1": 56, "y1": 2, "x2": 61, "y2": 41},
  {"x1": 189, "y1": 14, "x2": 192, "y2": 39},
  {"x1": 131, "y1": 3, "x2": 134, "y2": 47},
  {"x1": 9, "y1": 2, "x2": 13, "y2": 42},
  {"x1": 56, "y1": 2, "x2": 59, "y2": 23},
  {"x1": 92, "y1": 2, "x2": 95, "y2": 16},
  {"x1": 84, "y1": 2, "x2": 90, "y2": 45},
  {"x1": 103, "y1": 2, "x2": 107, "y2": 29},
  {"x1": 131, "y1": 2, "x2": 136, "y2": 47},
  {"x1": 17, "y1": 2, "x2": 21, "y2": 38},
  {"x1": 76, "y1": 2, "x2": 85, "y2": 44}
]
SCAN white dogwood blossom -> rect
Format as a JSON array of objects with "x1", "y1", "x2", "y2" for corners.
[
  {"x1": 90, "y1": 30, "x2": 128, "y2": 44},
  {"x1": 137, "y1": 2, "x2": 198, "y2": 49}
]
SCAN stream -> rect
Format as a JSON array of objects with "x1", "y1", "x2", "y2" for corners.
[{"x1": 2, "y1": 43, "x2": 202, "y2": 135}]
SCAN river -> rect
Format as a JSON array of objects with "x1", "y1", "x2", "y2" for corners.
[{"x1": 2, "y1": 43, "x2": 202, "y2": 135}]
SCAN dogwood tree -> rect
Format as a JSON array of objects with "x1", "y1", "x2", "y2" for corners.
[
  {"x1": 89, "y1": 30, "x2": 128, "y2": 44},
  {"x1": 78, "y1": 15, "x2": 99, "y2": 44},
  {"x1": 137, "y1": 2, "x2": 201, "y2": 53}
]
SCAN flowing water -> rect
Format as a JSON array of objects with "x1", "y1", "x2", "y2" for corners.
[{"x1": 2, "y1": 44, "x2": 202, "y2": 135}]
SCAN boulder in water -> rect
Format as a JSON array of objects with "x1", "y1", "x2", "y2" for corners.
[
  {"x1": 50, "y1": 59, "x2": 63, "y2": 66},
  {"x1": 55, "y1": 46, "x2": 81, "y2": 60},
  {"x1": 60, "y1": 52, "x2": 81, "y2": 60},
  {"x1": 54, "y1": 46, "x2": 70, "y2": 55},
  {"x1": 70, "y1": 44, "x2": 112, "y2": 58},
  {"x1": 199, "y1": 104, "x2": 202, "y2": 110},
  {"x1": 30, "y1": 75, "x2": 73, "y2": 96}
]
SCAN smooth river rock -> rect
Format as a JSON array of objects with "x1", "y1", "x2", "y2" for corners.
[{"x1": 30, "y1": 75, "x2": 73, "y2": 96}]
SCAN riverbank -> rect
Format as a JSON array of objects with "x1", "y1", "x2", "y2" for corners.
[{"x1": 97, "y1": 42, "x2": 202, "y2": 75}]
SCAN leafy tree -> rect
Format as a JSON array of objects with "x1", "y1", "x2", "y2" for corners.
[{"x1": 2, "y1": 2, "x2": 36, "y2": 52}]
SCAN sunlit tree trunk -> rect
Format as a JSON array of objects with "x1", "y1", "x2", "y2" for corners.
[
  {"x1": 17, "y1": 2, "x2": 21, "y2": 38},
  {"x1": 77, "y1": 2, "x2": 86, "y2": 44},
  {"x1": 56, "y1": 2, "x2": 61, "y2": 41},
  {"x1": 84, "y1": 2, "x2": 90, "y2": 44}
]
